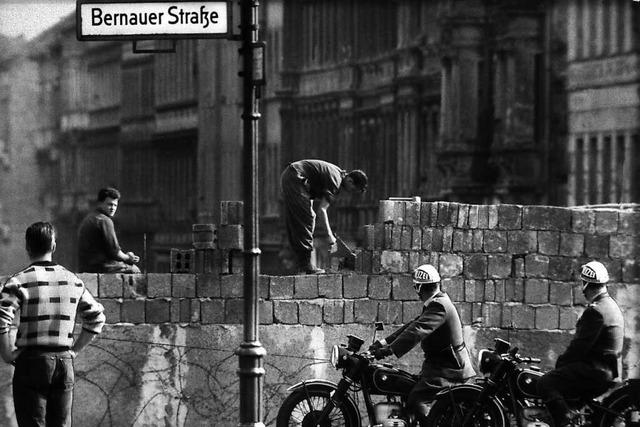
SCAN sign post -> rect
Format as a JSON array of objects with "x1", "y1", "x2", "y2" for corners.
[{"x1": 76, "y1": 1, "x2": 265, "y2": 425}]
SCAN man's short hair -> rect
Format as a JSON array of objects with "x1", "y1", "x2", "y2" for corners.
[
  {"x1": 26, "y1": 222, "x2": 55, "y2": 257},
  {"x1": 347, "y1": 170, "x2": 368, "y2": 192},
  {"x1": 97, "y1": 187, "x2": 121, "y2": 202}
]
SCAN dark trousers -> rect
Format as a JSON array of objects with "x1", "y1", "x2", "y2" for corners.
[
  {"x1": 280, "y1": 165, "x2": 315, "y2": 252},
  {"x1": 538, "y1": 361, "x2": 612, "y2": 426},
  {"x1": 13, "y1": 348, "x2": 75, "y2": 427}
]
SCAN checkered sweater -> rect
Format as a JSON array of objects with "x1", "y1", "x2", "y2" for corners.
[{"x1": 0, "y1": 262, "x2": 105, "y2": 348}]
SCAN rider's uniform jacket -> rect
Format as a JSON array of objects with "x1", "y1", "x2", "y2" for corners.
[
  {"x1": 383, "y1": 291, "x2": 476, "y2": 385},
  {"x1": 556, "y1": 292, "x2": 624, "y2": 377}
]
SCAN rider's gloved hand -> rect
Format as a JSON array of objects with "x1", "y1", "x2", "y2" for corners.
[
  {"x1": 368, "y1": 340, "x2": 384, "y2": 353},
  {"x1": 373, "y1": 346, "x2": 393, "y2": 360}
]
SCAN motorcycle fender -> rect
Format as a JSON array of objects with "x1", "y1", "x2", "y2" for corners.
[
  {"x1": 286, "y1": 378, "x2": 338, "y2": 393},
  {"x1": 603, "y1": 379, "x2": 640, "y2": 406},
  {"x1": 433, "y1": 383, "x2": 506, "y2": 412}
]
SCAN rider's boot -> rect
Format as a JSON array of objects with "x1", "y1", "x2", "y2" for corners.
[{"x1": 297, "y1": 250, "x2": 325, "y2": 274}]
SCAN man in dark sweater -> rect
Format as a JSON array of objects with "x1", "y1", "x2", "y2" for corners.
[
  {"x1": 280, "y1": 159, "x2": 367, "y2": 274},
  {"x1": 77, "y1": 187, "x2": 141, "y2": 273}
]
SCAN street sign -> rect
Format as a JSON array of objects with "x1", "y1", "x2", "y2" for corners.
[{"x1": 76, "y1": 0, "x2": 231, "y2": 40}]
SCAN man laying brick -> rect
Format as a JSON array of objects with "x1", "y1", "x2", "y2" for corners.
[{"x1": 280, "y1": 159, "x2": 367, "y2": 274}]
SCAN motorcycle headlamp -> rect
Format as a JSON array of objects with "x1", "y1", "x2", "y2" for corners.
[
  {"x1": 330, "y1": 345, "x2": 351, "y2": 369},
  {"x1": 477, "y1": 349, "x2": 501, "y2": 375}
]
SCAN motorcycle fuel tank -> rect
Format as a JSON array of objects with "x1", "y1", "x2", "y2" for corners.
[
  {"x1": 371, "y1": 366, "x2": 416, "y2": 395},
  {"x1": 517, "y1": 369, "x2": 543, "y2": 398}
]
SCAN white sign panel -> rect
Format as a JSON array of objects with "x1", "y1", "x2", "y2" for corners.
[{"x1": 77, "y1": 1, "x2": 230, "y2": 39}]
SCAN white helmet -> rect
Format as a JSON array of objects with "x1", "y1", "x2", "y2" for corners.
[
  {"x1": 413, "y1": 264, "x2": 441, "y2": 285},
  {"x1": 580, "y1": 261, "x2": 609, "y2": 287}
]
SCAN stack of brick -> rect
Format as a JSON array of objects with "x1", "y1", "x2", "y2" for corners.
[{"x1": 357, "y1": 199, "x2": 640, "y2": 330}]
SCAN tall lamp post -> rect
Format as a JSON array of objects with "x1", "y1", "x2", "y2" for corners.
[{"x1": 235, "y1": 0, "x2": 265, "y2": 425}]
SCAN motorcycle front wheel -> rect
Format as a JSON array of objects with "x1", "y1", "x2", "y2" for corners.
[
  {"x1": 276, "y1": 383, "x2": 360, "y2": 427},
  {"x1": 425, "y1": 388, "x2": 506, "y2": 427},
  {"x1": 597, "y1": 390, "x2": 640, "y2": 427}
]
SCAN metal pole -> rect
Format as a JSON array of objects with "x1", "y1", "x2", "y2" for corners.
[{"x1": 236, "y1": 0, "x2": 265, "y2": 425}]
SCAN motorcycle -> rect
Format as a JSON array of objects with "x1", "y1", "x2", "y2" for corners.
[
  {"x1": 276, "y1": 325, "x2": 421, "y2": 427},
  {"x1": 425, "y1": 337, "x2": 640, "y2": 427}
]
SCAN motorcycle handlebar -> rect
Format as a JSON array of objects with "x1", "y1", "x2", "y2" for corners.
[{"x1": 515, "y1": 355, "x2": 541, "y2": 364}]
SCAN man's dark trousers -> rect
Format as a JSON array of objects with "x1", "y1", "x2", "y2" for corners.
[
  {"x1": 13, "y1": 348, "x2": 74, "y2": 427},
  {"x1": 280, "y1": 165, "x2": 314, "y2": 253}
]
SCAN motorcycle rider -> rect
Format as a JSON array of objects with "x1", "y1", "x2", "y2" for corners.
[
  {"x1": 537, "y1": 260, "x2": 624, "y2": 427},
  {"x1": 369, "y1": 264, "x2": 476, "y2": 425}
]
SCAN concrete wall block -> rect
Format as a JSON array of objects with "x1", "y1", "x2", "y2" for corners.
[
  {"x1": 399, "y1": 226, "x2": 413, "y2": 250},
  {"x1": 506, "y1": 278, "x2": 525, "y2": 302},
  {"x1": 379, "y1": 200, "x2": 396, "y2": 223},
  {"x1": 429, "y1": 203, "x2": 439, "y2": 227},
  {"x1": 192, "y1": 224, "x2": 217, "y2": 250},
  {"x1": 439, "y1": 253, "x2": 464, "y2": 277},
  {"x1": 572, "y1": 283, "x2": 588, "y2": 305},
  {"x1": 354, "y1": 300, "x2": 379, "y2": 323},
  {"x1": 513, "y1": 257, "x2": 525, "y2": 278},
  {"x1": 571, "y1": 209, "x2": 596, "y2": 233},
  {"x1": 442, "y1": 226, "x2": 454, "y2": 252},
  {"x1": 457, "y1": 204, "x2": 470, "y2": 228},
  {"x1": 523, "y1": 206, "x2": 571, "y2": 231},
  {"x1": 178, "y1": 299, "x2": 193, "y2": 323},
  {"x1": 622, "y1": 259, "x2": 640, "y2": 283},
  {"x1": 610, "y1": 235, "x2": 637, "y2": 259},
  {"x1": 294, "y1": 275, "x2": 319, "y2": 299},
  {"x1": 217, "y1": 224, "x2": 244, "y2": 250},
  {"x1": 170, "y1": 299, "x2": 181, "y2": 323},
  {"x1": 464, "y1": 279, "x2": 485, "y2": 302},
  {"x1": 442, "y1": 277, "x2": 464, "y2": 301},
  {"x1": 224, "y1": 299, "x2": 243, "y2": 323},
  {"x1": 483, "y1": 230, "x2": 508, "y2": 253},
  {"x1": 344, "y1": 300, "x2": 355, "y2": 323},
  {"x1": 492, "y1": 280, "x2": 507, "y2": 302},
  {"x1": 362, "y1": 225, "x2": 376, "y2": 249},
  {"x1": 487, "y1": 254, "x2": 511, "y2": 279},
  {"x1": 220, "y1": 274, "x2": 243, "y2": 298},
  {"x1": 549, "y1": 281, "x2": 573, "y2": 306},
  {"x1": 121, "y1": 299, "x2": 145, "y2": 324},
  {"x1": 391, "y1": 225, "x2": 402, "y2": 249},
  {"x1": 510, "y1": 304, "x2": 535, "y2": 329},
  {"x1": 464, "y1": 254, "x2": 488, "y2": 279},
  {"x1": 501, "y1": 304, "x2": 514, "y2": 328},
  {"x1": 547, "y1": 257, "x2": 574, "y2": 281},
  {"x1": 406, "y1": 201, "x2": 421, "y2": 225},
  {"x1": 189, "y1": 299, "x2": 201, "y2": 323},
  {"x1": 595, "y1": 210, "x2": 619, "y2": 234},
  {"x1": 448, "y1": 203, "x2": 460, "y2": 227},
  {"x1": 259, "y1": 275, "x2": 270, "y2": 300},
  {"x1": 383, "y1": 224, "x2": 393, "y2": 250},
  {"x1": 524, "y1": 279, "x2": 549, "y2": 303},
  {"x1": 371, "y1": 251, "x2": 382, "y2": 274},
  {"x1": 457, "y1": 302, "x2": 473, "y2": 325},
  {"x1": 100, "y1": 298, "x2": 122, "y2": 324},
  {"x1": 145, "y1": 298, "x2": 170, "y2": 323},
  {"x1": 468, "y1": 205, "x2": 480, "y2": 229},
  {"x1": 497, "y1": 205, "x2": 523, "y2": 230},
  {"x1": 99, "y1": 274, "x2": 123, "y2": 298},
  {"x1": 477, "y1": 205, "x2": 490, "y2": 229},
  {"x1": 452, "y1": 230, "x2": 473, "y2": 252},
  {"x1": 559, "y1": 233, "x2": 584, "y2": 257},
  {"x1": 270, "y1": 276, "x2": 295, "y2": 299},
  {"x1": 559, "y1": 306, "x2": 582, "y2": 330},
  {"x1": 380, "y1": 250, "x2": 409, "y2": 273},
  {"x1": 408, "y1": 251, "x2": 421, "y2": 271},
  {"x1": 373, "y1": 224, "x2": 385, "y2": 249},
  {"x1": 229, "y1": 250, "x2": 243, "y2": 274},
  {"x1": 430, "y1": 228, "x2": 444, "y2": 252},
  {"x1": 618, "y1": 211, "x2": 640, "y2": 235},
  {"x1": 220, "y1": 201, "x2": 244, "y2": 225},
  {"x1": 392, "y1": 275, "x2": 418, "y2": 301},
  {"x1": 123, "y1": 274, "x2": 147, "y2": 298},
  {"x1": 421, "y1": 227, "x2": 433, "y2": 250},
  {"x1": 147, "y1": 273, "x2": 172, "y2": 298},
  {"x1": 378, "y1": 300, "x2": 403, "y2": 324},
  {"x1": 411, "y1": 226, "x2": 422, "y2": 250},
  {"x1": 343, "y1": 275, "x2": 368, "y2": 298},
  {"x1": 525, "y1": 254, "x2": 550, "y2": 278},
  {"x1": 172, "y1": 274, "x2": 196, "y2": 298},
  {"x1": 298, "y1": 301, "x2": 323, "y2": 325},
  {"x1": 484, "y1": 280, "x2": 496, "y2": 301},
  {"x1": 472, "y1": 230, "x2": 484, "y2": 252},
  {"x1": 402, "y1": 301, "x2": 424, "y2": 322},
  {"x1": 484, "y1": 303, "x2": 502, "y2": 327},
  {"x1": 535, "y1": 305, "x2": 560, "y2": 330},
  {"x1": 601, "y1": 259, "x2": 623, "y2": 282},
  {"x1": 196, "y1": 274, "x2": 221, "y2": 298},
  {"x1": 393, "y1": 201, "x2": 406, "y2": 225},
  {"x1": 259, "y1": 300, "x2": 273, "y2": 324},
  {"x1": 323, "y1": 300, "x2": 344, "y2": 324},
  {"x1": 507, "y1": 230, "x2": 537, "y2": 254},
  {"x1": 201, "y1": 299, "x2": 224, "y2": 324},
  {"x1": 78, "y1": 273, "x2": 99, "y2": 297},
  {"x1": 420, "y1": 202, "x2": 434, "y2": 226},
  {"x1": 488, "y1": 205, "x2": 499, "y2": 229},
  {"x1": 355, "y1": 250, "x2": 373, "y2": 274},
  {"x1": 436, "y1": 202, "x2": 451, "y2": 227},
  {"x1": 537, "y1": 231, "x2": 560, "y2": 255},
  {"x1": 318, "y1": 275, "x2": 343, "y2": 298},
  {"x1": 369, "y1": 275, "x2": 392, "y2": 299},
  {"x1": 584, "y1": 235, "x2": 609, "y2": 258}
]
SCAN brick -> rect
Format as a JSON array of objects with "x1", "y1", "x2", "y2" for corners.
[
  {"x1": 380, "y1": 251, "x2": 409, "y2": 273},
  {"x1": 121, "y1": 299, "x2": 145, "y2": 323},
  {"x1": 441, "y1": 277, "x2": 464, "y2": 301},
  {"x1": 510, "y1": 304, "x2": 535, "y2": 329},
  {"x1": 299, "y1": 301, "x2": 323, "y2": 325},
  {"x1": 571, "y1": 209, "x2": 595, "y2": 233},
  {"x1": 217, "y1": 224, "x2": 243, "y2": 249},
  {"x1": 78, "y1": 273, "x2": 98, "y2": 296},
  {"x1": 270, "y1": 276, "x2": 294, "y2": 299},
  {"x1": 559, "y1": 306, "x2": 583, "y2": 330},
  {"x1": 523, "y1": 206, "x2": 571, "y2": 231},
  {"x1": 192, "y1": 223, "x2": 217, "y2": 249},
  {"x1": 559, "y1": 233, "x2": 584, "y2": 257},
  {"x1": 524, "y1": 279, "x2": 549, "y2": 303},
  {"x1": 618, "y1": 211, "x2": 640, "y2": 235},
  {"x1": 442, "y1": 226, "x2": 454, "y2": 251},
  {"x1": 369, "y1": 275, "x2": 392, "y2": 299},
  {"x1": 610, "y1": 235, "x2": 637, "y2": 259},
  {"x1": 595, "y1": 210, "x2": 618, "y2": 234},
  {"x1": 201, "y1": 299, "x2": 225, "y2": 324},
  {"x1": 406, "y1": 201, "x2": 421, "y2": 225},
  {"x1": 343, "y1": 275, "x2": 367, "y2": 298},
  {"x1": 535, "y1": 306, "x2": 559, "y2": 330},
  {"x1": 392, "y1": 275, "x2": 418, "y2": 300},
  {"x1": 99, "y1": 274, "x2": 123, "y2": 298},
  {"x1": 488, "y1": 254, "x2": 511, "y2": 279},
  {"x1": 411, "y1": 227, "x2": 422, "y2": 250},
  {"x1": 259, "y1": 300, "x2": 273, "y2": 324},
  {"x1": 472, "y1": 230, "x2": 484, "y2": 252},
  {"x1": 537, "y1": 231, "x2": 560, "y2": 255},
  {"x1": 420, "y1": 202, "x2": 434, "y2": 226},
  {"x1": 584, "y1": 235, "x2": 609, "y2": 258},
  {"x1": 439, "y1": 253, "x2": 464, "y2": 277},
  {"x1": 549, "y1": 281, "x2": 573, "y2": 305},
  {"x1": 464, "y1": 280, "x2": 484, "y2": 302},
  {"x1": 225, "y1": 299, "x2": 243, "y2": 323},
  {"x1": 525, "y1": 254, "x2": 549, "y2": 278},
  {"x1": 294, "y1": 275, "x2": 319, "y2": 299},
  {"x1": 172, "y1": 274, "x2": 196, "y2": 297},
  {"x1": 147, "y1": 273, "x2": 172, "y2": 297},
  {"x1": 378, "y1": 300, "x2": 403, "y2": 324},
  {"x1": 323, "y1": 300, "x2": 344, "y2": 324},
  {"x1": 318, "y1": 275, "x2": 343, "y2": 298},
  {"x1": 507, "y1": 230, "x2": 537, "y2": 254},
  {"x1": 146, "y1": 298, "x2": 170, "y2": 323},
  {"x1": 464, "y1": 254, "x2": 487, "y2": 279},
  {"x1": 220, "y1": 274, "x2": 243, "y2": 298},
  {"x1": 622, "y1": 259, "x2": 640, "y2": 283},
  {"x1": 403, "y1": 301, "x2": 424, "y2": 322},
  {"x1": 505, "y1": 278, "x2": 525, "y2": 302},
  {"x1": 497, "y1": 205, "x2": 523, "y2": 230},
  {"x1": 457, "y1": 204, "x2": 470, "y2": 228},
  {"x1": 220, "y1": 200, "x2": 244, "y2": 225},
  {"x1": 379, "y1": 200, "x2": 396, "y2": 223},
  {"x1": 354, "y1": 300, "x2": 378, "y2": 323},
  {"x1": 436, "y1": 202, "x2": 451, "y2": 227},
  {"x1": 488, "y1": 205, "x2": 499, "y2": 229},
  {"x1": 452, "y1": 230, "x2": 473, "y2": 252},
  {"x1": 483, "y1": 230, "x2": 508, "y2": 252},
  {"x1": 548, "y1": 257, "x2": 574, "y2": 281},
  {"x1": 477, "y1": 205, "x2": 490, "y2": 229}
]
